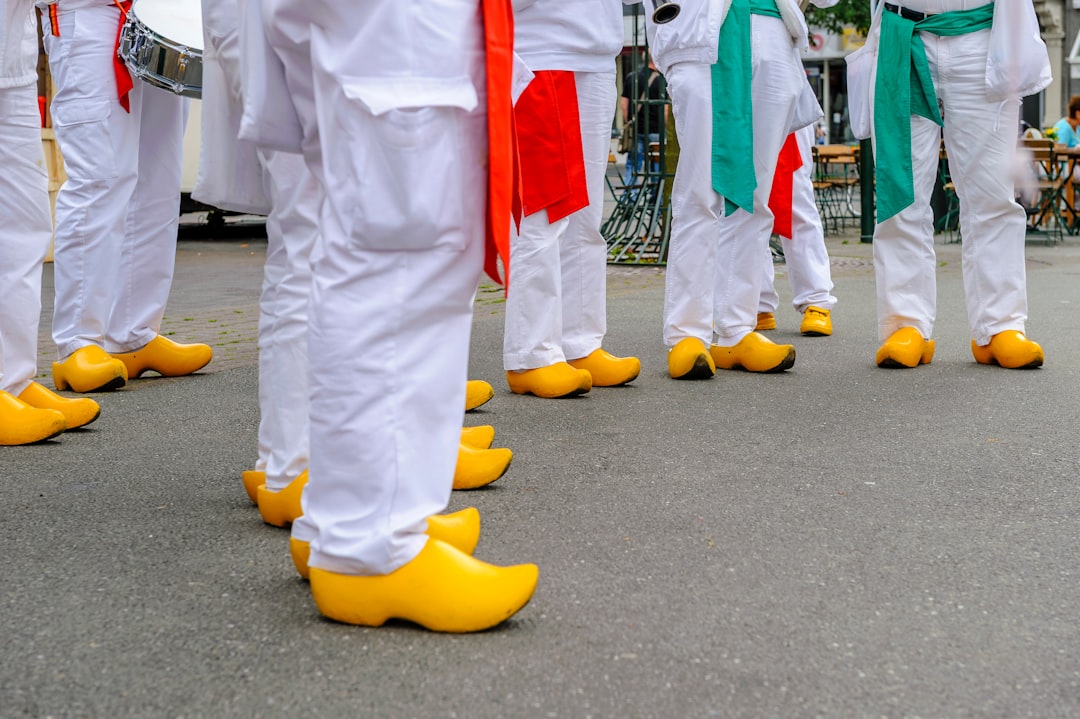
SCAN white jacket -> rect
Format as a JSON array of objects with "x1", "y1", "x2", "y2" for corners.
[
  {"x1": 632, "y1": 0, "x2": 839, "y2": 75},
  {"x1": 194, "y1": 0, "x2": 271, "y2": 214},
  {"x1": 2, "y1": 0, "x2": 39, "y2": 87},
  {"x1": 513, "y1": 0, "x2": 625, "y2": 73},
  {"x1": 847, "y1": 0, "x2": 1051, "y2": 139}
]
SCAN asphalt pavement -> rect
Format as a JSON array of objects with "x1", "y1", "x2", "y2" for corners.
[{"x1": 4, "y1": 223, "x2": 1080, "y2": 718}]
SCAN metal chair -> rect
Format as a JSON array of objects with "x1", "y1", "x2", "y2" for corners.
[{"x1": 1021, "y1": 138, "x2": 1065, "y2": 245}]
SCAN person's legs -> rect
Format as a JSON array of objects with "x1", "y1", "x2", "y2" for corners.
[
  {"x1": 253, "y1": 185, "x2": 286, "y2": 477},
  {"x1": 758, "y1": 248, "x2": 780, "y2": 315},
  {"x1": 711, "y1": 17, "x2": 800, "y2": 345},
  {"x1": 662, "y1": 62, "x2": 722, "y2": 350},
  {"x1": 260, "y1": 151, "x2": 318, "y2": 491},
  {"x1": 45, "y1": 5, "x2": 138, "y2": 360},
  {"x1": 0, "y1": 82, "x2": 52, "y2": 397},
  {"x1": 502, "y1": 70, "x2": 593, "y2": 398},
  {"x1": 624, "y1": 131, "x2": 640, "y2": 186},
  {"x1": 933, "y1": 33, "x2": 1029, "y2": 346},
  {"x1": 562, "y1": 70, "x2": 613, "y2": 362},
  {"x1": 295, "y1": 0, "x2": 518, "y2": 571},
  {"x1": 871, "y1": 120, "x2": 940, "y2": 343},
  {"x1": 503, "y1": 210, "x2": 569, "y2": 372},
  {"x1": 104, "y1": 86, "x2": 188, "y2": 353},
  {"x1": 784, "y1": 125, "x2": 835, "y2": 315}
]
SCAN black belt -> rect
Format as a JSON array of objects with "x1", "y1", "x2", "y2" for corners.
[{"x1": 883, "y1": 3, "x2": 936, "y2": 22}]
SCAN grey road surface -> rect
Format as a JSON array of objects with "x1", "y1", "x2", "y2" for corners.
[{"x1": 4, "y1": 230, "x2": 1080, "y2": 718}]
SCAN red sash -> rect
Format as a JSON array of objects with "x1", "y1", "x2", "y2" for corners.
[
  {"x1": 482, "y1": 0, "x2": 517, "y2": 286},
  {"x1": 46, "y1": 3, "x2": 134, "y2": 112},
  {"x1": 515, "y1": 70, "x2": 589, "y2": 224},
  {"x1": 113, "y1": 1, "x2": 134, "y2": 112},
  {"x1": 768, "y1": 133, "x2": 802, "y2": 240}
]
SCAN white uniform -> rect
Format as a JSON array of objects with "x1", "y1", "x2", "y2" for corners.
[
  {"x1": 862, "y1": 0, "x2": 1052, "y2": 344},
  {"x1": 502, "y1": 0, "x2": 623, "y2": 371},
  {"x1": 640, "y1": 0, "x2": 837, "y2": 349},
  {"x1": 37, "y1": 0, "x2": 187, "y2": 359},
  {"x1": 0, "y1": 1, "x2": 52, "y2": 396},
  {"x1": 197, "y1": 0, "x2": 317, "y2": 493},
  {"x1": 760, "y1": 124, "x2": 836, "y2": 315},
  {"x1": 245, "y1": 0, "x2": 488, "y2": 575}
]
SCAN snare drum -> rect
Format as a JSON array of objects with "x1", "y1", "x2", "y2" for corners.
[{"x1": 118, "y1": 0, "x2": 204, "y2": 98}]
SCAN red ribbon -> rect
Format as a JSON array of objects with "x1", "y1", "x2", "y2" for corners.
[
  {"x1": 112, "y1": 1, "x2": 134, "y2": 113},
  {"x1": 515, "y1": 70, "x2": 589, "y2": 224},
  {"x1": 768, "y1": 132, "x2": 802, "y2": 240},
  {"x1": 482, "y1": 0, "x2": 517, "y2": 286}
]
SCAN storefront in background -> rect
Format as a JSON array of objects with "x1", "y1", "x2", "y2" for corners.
[{"x1": 802, "y1": 25, "x2": 866, "y2": 145}]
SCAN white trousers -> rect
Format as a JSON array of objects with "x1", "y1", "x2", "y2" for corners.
[
  {"x1": 871, "y1": 28, "x2": 1027, "y2": 345},
  {"x1": 42, "y1": 5, "x2": 187, "y2": 358},
  {"x1": 0, "y1": 82, "x2": 52, "y2": 395},
  {"x1": 258, "y1": 0, "x2": 486, "y2": 575},
  {"x1": 760, "y1": 124, "x2": 836, "y2": 314},
  {"x1": 663, "y1": 16, "x2": 804, "y2": 347},
  {"x1": 503, "y1": 70, "x2": 613, "y2": 370},
  {"x1": 255, "y1": 151, "x2": 317, "y2": 490}
]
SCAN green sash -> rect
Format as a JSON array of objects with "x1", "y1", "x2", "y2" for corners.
[
  {"x1": 874, "y1": 3, "x2": 993, "y2": 221},
  {"x1": 710, "y1": 0, "x2": 780, "y2": 216}
]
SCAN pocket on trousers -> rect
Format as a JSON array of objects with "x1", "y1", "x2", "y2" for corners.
[
  {"x1": 50, "y1": 97, "x2": 118, "y2": 180},
  {"x1": 845, "y1": 44, "x2": 874, "y2": 141},
  {"x1": 348, "y1": 105, "x2": 468, "y2": 252}
]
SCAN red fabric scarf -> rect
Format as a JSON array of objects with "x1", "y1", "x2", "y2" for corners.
[
  {"x1": 768, "y1": 132, "x2": 802, "y2": 239},
  {"x1": 515, "y1": 70, "x2": 588, "y2": 224},
  {"x1": 113, "y1": 1, "x2": 134, "y2": 112},
  {"x1": 482, "y1": 0, "x2": 518, "y2": 286}
]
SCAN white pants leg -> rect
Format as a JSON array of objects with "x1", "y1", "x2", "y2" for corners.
[
  {"x1": 932, "y1": 32, "x2": 1027, "y2": 345},
  {"x1": 105, "y1": 84, "x2": 188, "y2": 353},
  {"x1": 276, "y1": 2, "x2": 486, "y2": 576},
  {"x1": 257, "y1": 0, "x2": 321, "y2": 545},
  {"x1": 261, "y1": 150, "x2": 317, "y2": 491},
  {"x1": 503, "y1": 209, "x2": 570, "y2": 371},
  {"x1": 561, "y1": 70, "x2": 614, "y2": 362},
  {"x1": 759, "y1": 244, "x2": 780, "y2": 314},
  {"x1": 871, "y1": 116, "x2": 940, "y2": 341},
  {"x1": 662, "y1": 61, "x2": 723, "y2": 349},
  {"x1": 784, "y1": 125, "x2": 835, "y2": 314},
  {"x1": 711, "y1": 16, "x2": 803, "y2": 344},
  {"x1": 0, "y1": 82, "x2": 52, "y2": 395},
  {"x1": 254, "y1": 197, "x2": 284, "y2": 474},
  {"x1": 45, "y1": 4, "x2": 137, "y2": 358},
  {"x1": 759, "y1": 126, "x2": 836, "y2": 315},
  {"x1": 43, "y1": 5, "x2": 186, "y2": 358},
  {"x1": 504, "y1": 70, "x2": 613, "y2": 370}
]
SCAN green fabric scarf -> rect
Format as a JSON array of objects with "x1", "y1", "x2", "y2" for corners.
[
  {"x1": 874, "y1": 3, "x2": 993, "y2": 222},
  {"x1": 710, "y1": 0, "x2": 779, "y2": 216}
]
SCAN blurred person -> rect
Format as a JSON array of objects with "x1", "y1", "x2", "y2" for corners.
[
  {"x1": 620, "y1": 53, "x2": 666, "y2": 186},
  {"x1": 1051, "y1": 95, "x2": 1080, "y2": 148}
]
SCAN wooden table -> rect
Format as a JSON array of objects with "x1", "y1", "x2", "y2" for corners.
[{"x1": 1054, "y1": 144, "x2": 1080, "y2": 234}]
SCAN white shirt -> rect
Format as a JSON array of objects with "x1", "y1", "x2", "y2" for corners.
[{"x1": 513, "y1": 0, "x2": 624, "y2": 74}]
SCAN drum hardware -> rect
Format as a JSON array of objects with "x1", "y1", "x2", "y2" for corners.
[
  {"x1": 117, "y1": 0, "x2": 203, "y2": 98},
  {"x1": 651, "y1": 0, "x2": 681, "y2": 23}
]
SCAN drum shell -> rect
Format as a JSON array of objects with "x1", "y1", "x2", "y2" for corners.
[{"x1": 118, "y1": 9, "x2": 203, "y2": 98}]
